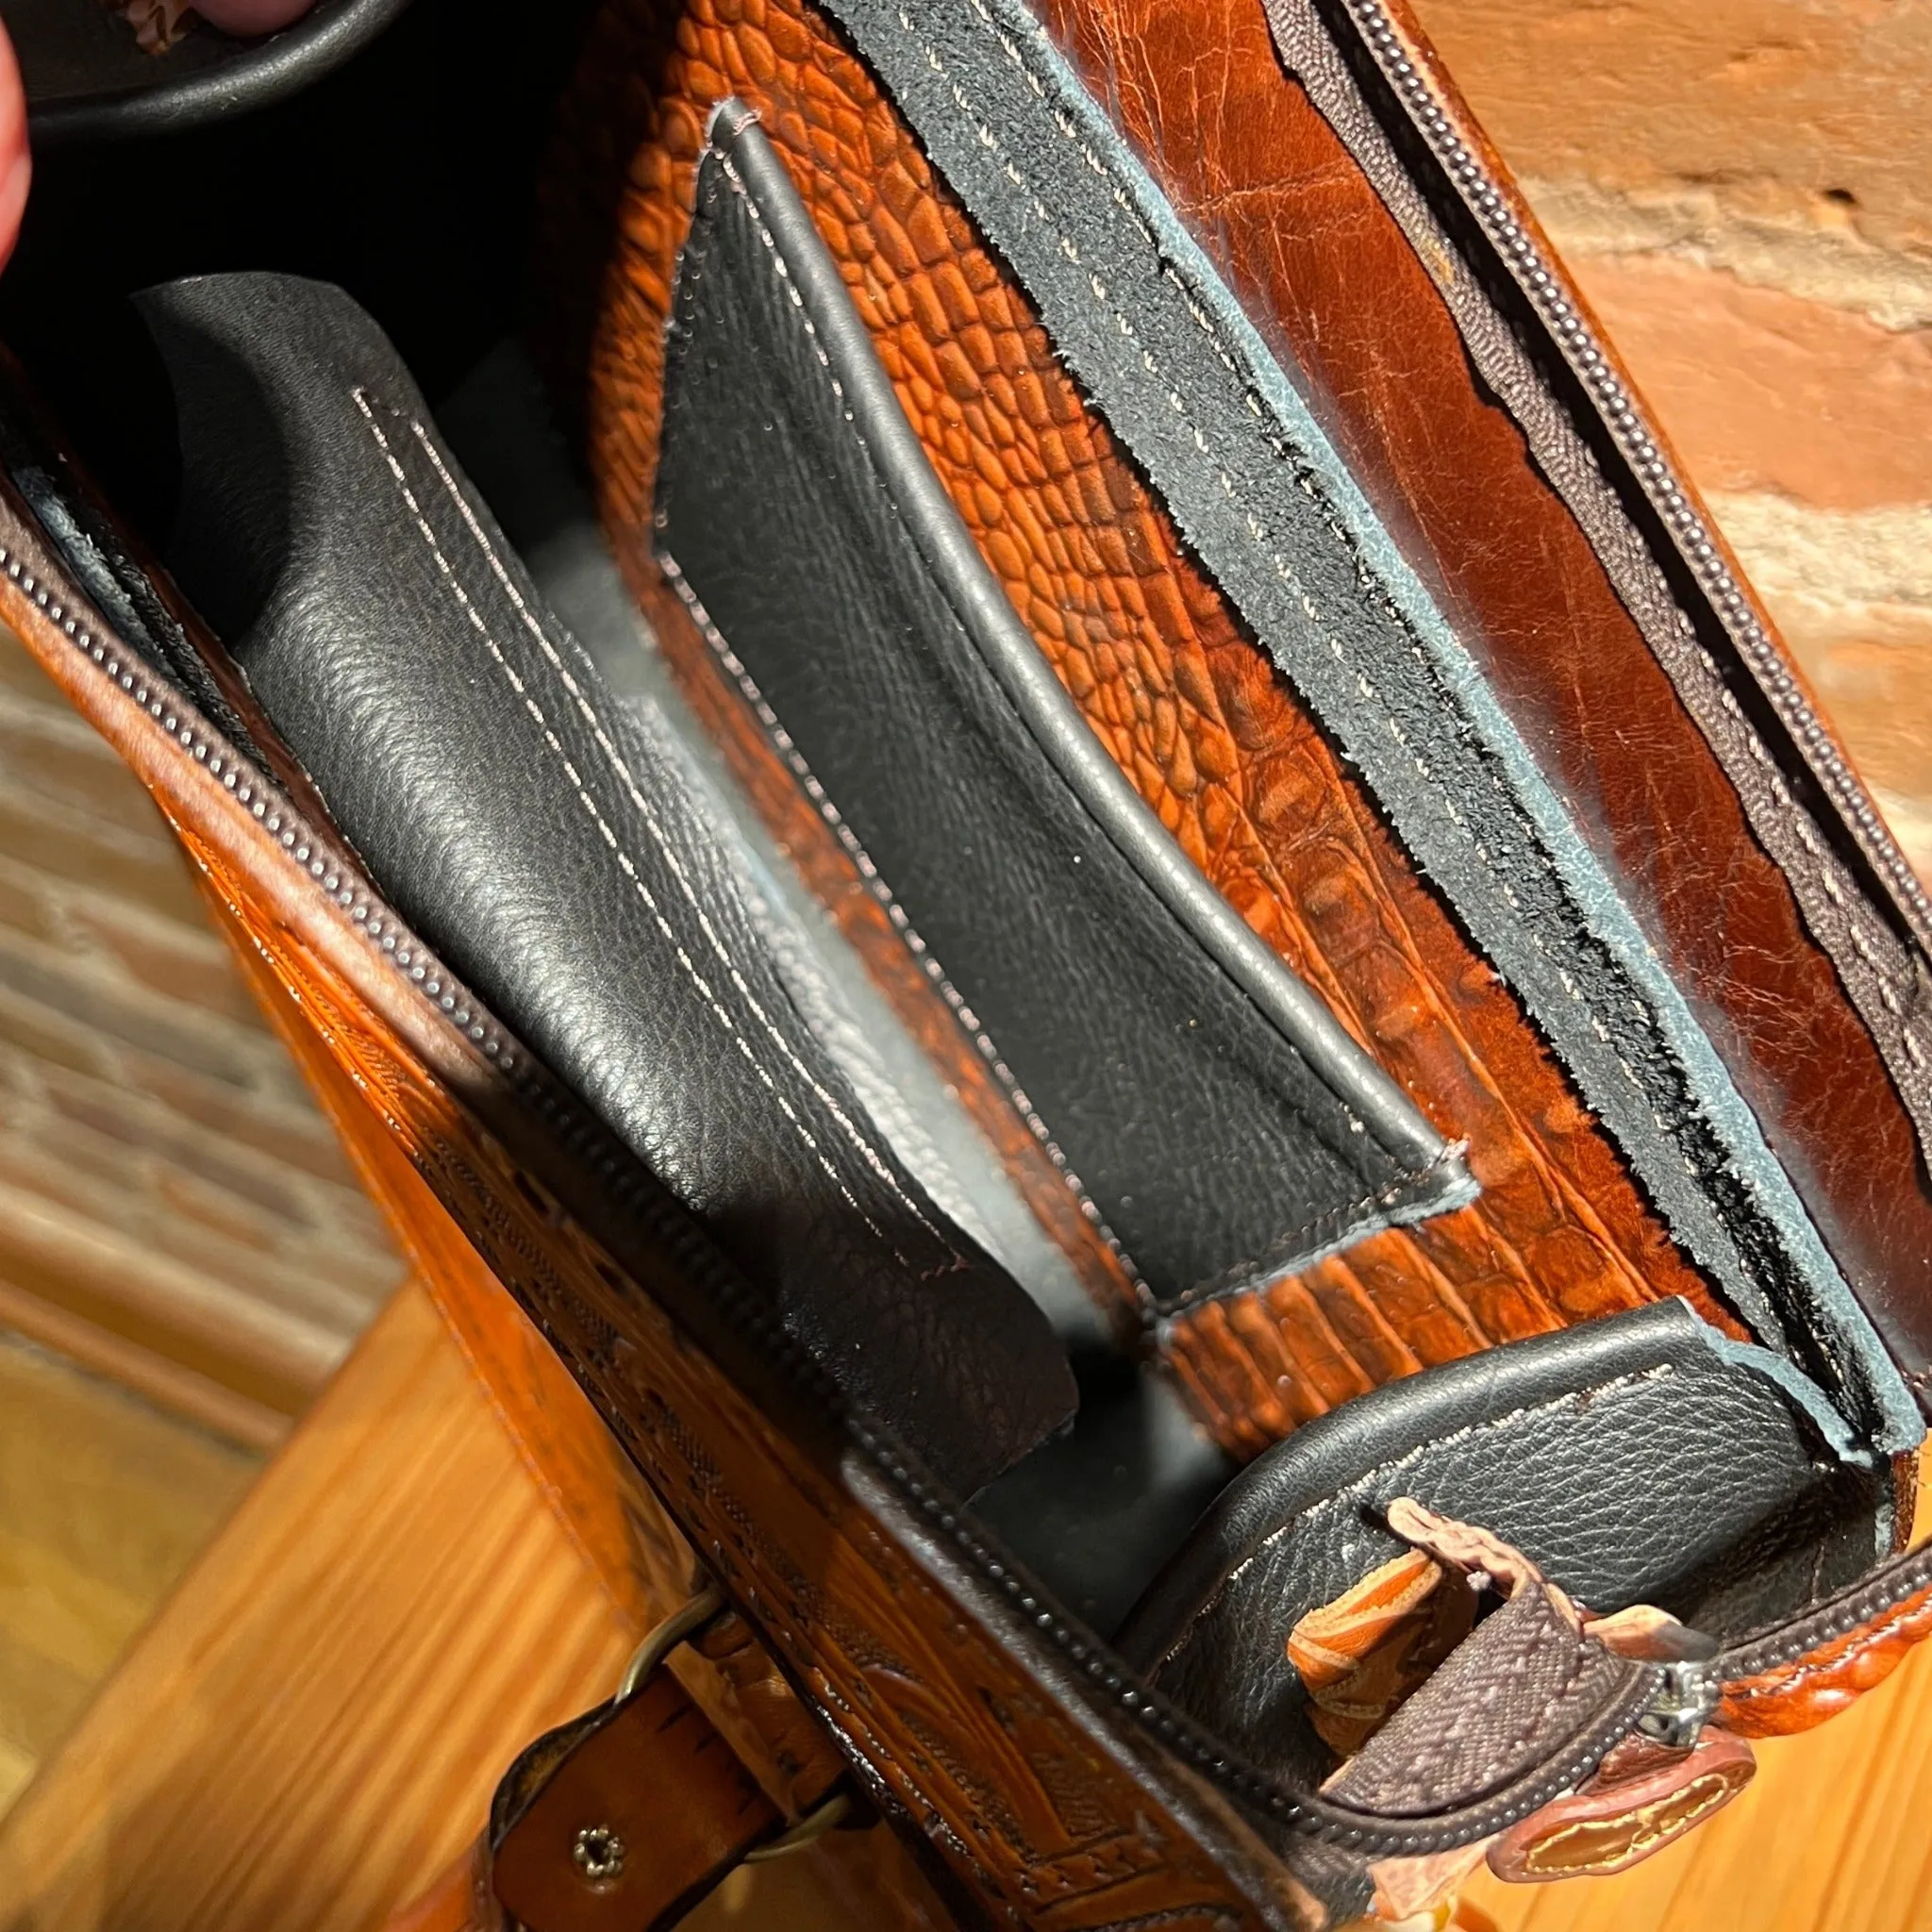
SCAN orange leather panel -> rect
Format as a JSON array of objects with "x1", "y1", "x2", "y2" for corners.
[
  {"x1": 1720, "y1": 1578, "x2": 1932, "y2": 1739},
  {"x1": 532, "y1": 0, "x2": 1743, "y2": 1455}
]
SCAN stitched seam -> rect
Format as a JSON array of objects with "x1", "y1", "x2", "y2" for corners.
[
  {"x1": 399, "y1": 414, "x2": 989, "y2": 1270},
  {"x1": 876, "y1": 0, "x2": 1860, "y2": 1394},
  {"x1": 1150, "y1": 1141, "x2": 1472, "y2": 1321},
  {"x1": 688, "y1": 151, "x2": 1163, "y2": 1305},
  {"x1": 682, "y1": 148, "x2": 1459, "y2": 1322},
  {"x1": 1326, "y1": 0, "x2": 1932, "y2": 958},
  {"x1": 1153, "y1": 1363, "x2": 1673, "y2": 1672},
  {"x1": 0, "y1": 531, "x2": 1654, "y2": 1853},
  {"x1": 884, "y1": 10, "x2": 1701, "y2": 1155},
  {"x1": 393, "y1": 407, "x2": 966, "y2": 1264},
  {"x1": 350, "y1": 391, "x2": 948, "y2": 1277},
  {"x1": 666, "y1": 543, "x2": 1458, "y2": 1326},
  {"x1": 658, "y1": 547, "x2": 1158, "y2": 1316},
  {"x1": 1273, "y1": 0, "x2": 1932, "y2": 1145}
]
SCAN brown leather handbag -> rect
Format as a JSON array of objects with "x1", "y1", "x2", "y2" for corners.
[{"x1": 8, "y1": 0, "x2": 1932, "y2": 1926}]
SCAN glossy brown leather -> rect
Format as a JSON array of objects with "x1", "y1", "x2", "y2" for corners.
[
  {"x1": 531, "y1": 0, "x2": 1755, "y2": 1456},
  {"x1": 1031, "y1": 0, "x2": 1932, "y2": 1401},
  {"x1": 489, "y1": 1673, "x2": 780, "y2": 1932}
]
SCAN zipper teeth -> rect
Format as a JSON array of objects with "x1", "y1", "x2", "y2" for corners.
[
  {"x1": 1721, "y1": 1542, "x2": 1932, "y2": 1679},
  {"x1": 5, "y1": 532, "x2": 1650, "y2": 1857},
  {"x1": 1337, "y1": 0, "x2": 1932, "y2": 951}
]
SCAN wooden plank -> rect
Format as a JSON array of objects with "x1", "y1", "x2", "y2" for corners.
[
  {"x1": 0, "y1": 1329, "x2": 259, "y2": 1817},
  {"x1": 0, "y1": 1280, "x2": 640, "y2": 1932},
  {"x1": 0, "y1": 1270, "x2": 941, "y2": 1932},
  {"x1": 0, "y1": 620, "x2": 408, "y2": 1445}
]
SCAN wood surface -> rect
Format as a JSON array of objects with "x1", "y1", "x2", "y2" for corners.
[
  {"x1": 0, "y1": 1330, "x2": 258, "y2": 1818},
  {"x1": 0, "y1": 1276, "x2": 865, "y2": 1932},
  {"x1": 0, "y1": 1280, "x2": 638, "y2": 1932}
]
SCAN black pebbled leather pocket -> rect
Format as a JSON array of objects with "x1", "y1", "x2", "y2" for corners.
[{"x1": 657, "y1": 107, "x2": 1474, "y2": 1329}]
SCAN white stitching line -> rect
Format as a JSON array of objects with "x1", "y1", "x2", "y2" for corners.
[
  {"x1": 350, "y1": 389, "x2": 958, "y2": 1277},
  {"x1": 900, "y1": 2, "x2": 1690, "y2": 1139},
  {"x1": 390, "y1": 407, "x2": 965, "y2": 1260},
  {"x1": 1152, "y1": 1363, "x2": 1674, "y2": 1674},
  {"x1": 880, "y1": 0, "x2": 1872, "y2": 1389},
  {"x1": 657, "y1": 547, "x2": 1161, "y2": 1314},
  {"x1": 664, "y1": 543, "x2": 1462, "y2": 1327},
  {"x1": 682, "y1": 148, "x2": 1461, "y2": 1323}
]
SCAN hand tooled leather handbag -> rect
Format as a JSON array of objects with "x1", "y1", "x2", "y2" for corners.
[{"x1": 8, "y1": 0, "x2": 1932, "y2": 1926}]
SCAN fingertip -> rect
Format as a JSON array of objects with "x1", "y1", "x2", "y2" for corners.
[{"x1": 192, "y1": 0, "x2": 325, "y2": 31}]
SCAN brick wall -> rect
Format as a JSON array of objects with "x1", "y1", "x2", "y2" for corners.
[
  {"x1": 0, "y1": 624, "x2": 405, "y2": 1448},
  {"x1": 1409, "y1": 0, "x2": 1932, "y2": 882}
]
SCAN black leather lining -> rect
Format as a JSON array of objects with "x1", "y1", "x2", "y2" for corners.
[
  {"x1": 136, "y1": 269, "x2": 1075, "y2": 1495},
  {"x1": 813, "y1": 0, "x2": 1922, "y2": 1456},
  {"x1": 16, "y1": 281, "x2": 1887, "y2": 1898},
  {"x1": 655, "y1": 111, "x2": 1474, "y2": 1327},
  {"x1": 1116, "y1": 1299, "x2": 1889, "y2": 1791}
]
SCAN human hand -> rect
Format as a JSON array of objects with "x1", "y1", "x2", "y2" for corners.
[{"x1": 0, "y1": 25, "x2": 27, "y2": 274}]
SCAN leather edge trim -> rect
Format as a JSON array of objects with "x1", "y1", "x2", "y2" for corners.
[{"x1": 26, "y1": 0, "x2": 415, "y2": 149}]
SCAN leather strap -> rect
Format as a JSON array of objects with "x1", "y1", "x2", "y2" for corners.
[
  {"x1": 477, "y1": 1592, "x2": 810, "y2": 1932},
  {"x1": 489, "y1": 1672, "x2": 781, "y2": 1932},
  {"x1": 1717, "y1": 1540, "x2": 1932, "y2": 1737}
]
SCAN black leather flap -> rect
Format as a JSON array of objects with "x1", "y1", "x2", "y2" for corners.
[
  {"x1": 138, "y1": 269, "x2": 1076, "y2": 1494},
  {"x1": 1117, "y1": 1299, "x2": 1890, "y2": 1791}
]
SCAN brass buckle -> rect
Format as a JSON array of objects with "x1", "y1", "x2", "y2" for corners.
[
  {"x1": 614, "y1": 1587, "x2": 851, "y2": 1863},
  {"x1": 614, "y1": 1586, "x2": 726, "y2": 1703}
]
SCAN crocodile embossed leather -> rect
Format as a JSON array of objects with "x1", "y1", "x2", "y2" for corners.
[
  {"x1": 526, "y1": 0, "x2": 1924, "y2": 1464},
  {"x1": 10, "y1": 0, "x2": 1932, "y2": 1923}
]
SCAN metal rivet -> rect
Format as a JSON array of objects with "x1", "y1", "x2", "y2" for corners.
[{"x1": 572, "y1": 1824, "x2": 625, "y2": 1887}]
